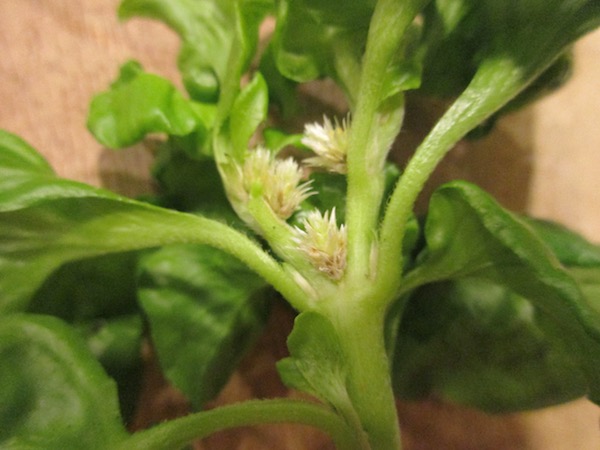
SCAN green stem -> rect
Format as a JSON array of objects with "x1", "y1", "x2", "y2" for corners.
[
  {"x1": 117, "y1": 399, "x2": 358, "y2": 450},
  {"x1": 246, "y1": 196, "x2": 337, "y2": 299},
  {"x1": 135, "y1": 205, "x2": 310, "y2": 310},
  {"x1": 377, "y1": 58, "x2": 525, "y2": 296},
  {"x1": 345, "y1": 0, "x2": 427, "y2": 282},
  {"x1": 327, "y1": 297, "x2": 402, "y2": 450},
  {"x1": 247, "y1": 196, "x2": 296, "y2": 256}
]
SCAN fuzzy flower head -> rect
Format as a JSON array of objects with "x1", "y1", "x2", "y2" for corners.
[
  {"x1": 237, "y1": 147, "x2": 312, "y2": 220},
  {"x1": 293, "y1": 209, "x2": 347, "y2": 280},
  {"x1": 301, "y1": 116, "x2": 349, "y2": 174}
]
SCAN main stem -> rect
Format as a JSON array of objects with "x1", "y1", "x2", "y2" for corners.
[
  {"x1": 345, "y1": 0, "x2": 427, "y2": 281},
  {"x1": 328, "y1": 296, "x2": 402, "y2": 450}
]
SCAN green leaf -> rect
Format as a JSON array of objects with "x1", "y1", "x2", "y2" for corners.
[
  {"x1": 526, "y1": 218, "x2": 600, "y2": 315},
  {"x1": 20, "y1": 244, "x2": 145, "y2": 424},
  {"x1": 151, "y1": 136, "x2": 238, "y2": 220},
  {"x1": 393, "y1": 277, "x2": 587, "y2": 412},
  {"x1": 28, "y1": 252, "x2": 140, "y2": 321},
  {"x1": 394, "y1": 180, "x2": 600, "y2": 407},
  {"x1": 118, "y1": 0, "x2": 232, "y2": 101},
  {"x1": 0, "y1": 131, "x2": 53, "y2": 177},
  {"x1": 419, "y1": 0, "x2": 598, "y2": 97},
  {"x1": 393, "y1": 216, "x2": 600, "y2": 412},
  {"x1": 258, "y1": 46, "x2": 300, "y2": 119},
  {"x1": 229, "y1": 72, "x2": 269, "y2": 158},
  {"x1": 0, "y1": 188, "x2": 197, "y2": 313},
  {"x1": 272, "y1": 0, "x2": 425, "y2": 106},
  {"x1": 137, "y1": 244, "x2": 270, "y2": 409},
  {"x1": 424, "y1": 0, "x2": 600, "y2": 131},
  {"x1": 272, "y1": 0, "x2": 375, "y2": 98},
  {"x1": 525, "y1": 218, "x2": 600, "y2": 268},
  {"x1": 81, "y1": 315, "x2": 144, "y2": 423},
  {"x1": 0, "y1": 130, "x2": 113, "y2": 212},
  {"x1": 25, "y1": 249, "x2": 144, "y2": 423},
  {"x1": 402, "y1": 181, "x2": 586, "y2": 292},
  {"x1": 87, "y1": 61, "x2": 203, "y2": 148},
  {"x1": 83, "y1": 317, "x2": 143, "y2": 376},
  {"x1": 0, "y1": 131, "x2": 279, "y2": 313},
  {"x1": 277, "y1": 312, "x2": 350, "y2": 409},
  {"x1": 118, "y1": 0, "x2": 274, "y2": 102},
  {"x1": 0, "y1": 314, "x2": 126, "y2": 448}
]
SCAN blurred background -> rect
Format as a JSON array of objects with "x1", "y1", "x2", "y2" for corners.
[{"x1": 1, "y1": 1, "x2": 599, "y2": 448}]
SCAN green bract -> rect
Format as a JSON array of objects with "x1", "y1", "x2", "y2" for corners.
[{"x1": 1, "y1": 0, "x2": 600, "y2": 449}]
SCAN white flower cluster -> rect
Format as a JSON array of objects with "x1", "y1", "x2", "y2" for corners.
[
  {"x1": 293, "y1": 209, "x2": 347, "y2": 280},
  {"x1": 301, "y1": 116, "x2": 349, "y2": 174},
  {"x1": 228, "y1": 116, "x2": 350, "y2": 280},
  {"x1": 239, "y1": 147, "x2": 313, "y2": 220}
]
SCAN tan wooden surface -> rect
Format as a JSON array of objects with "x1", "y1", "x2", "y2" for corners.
[{"x1": 1, "y1": 1, "x2": 600, "y2": 449}]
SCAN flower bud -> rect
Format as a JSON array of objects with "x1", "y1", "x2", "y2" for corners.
[
  {"x1": 293, "y1": 209, "x2": 347, "y2": 280},
  {"x1": 301, "y1": 116, "x2": 349, "y2": 174},
  {"x1": 229, "y1": 147, "x2": 312, "y2": 223}
]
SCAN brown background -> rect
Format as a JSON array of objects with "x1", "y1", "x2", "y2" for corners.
[{"x1": 1, "y1": 1, "x2": 599, "y2": 449}]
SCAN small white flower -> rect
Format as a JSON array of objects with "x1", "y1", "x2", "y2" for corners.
[
  {"x1": 301, "y1": 116, "x2": 349, "y2": 174},
  {"x1": 293, "y1": 208, "x2": 347, "y2": 280},
  {"x1": 236, "y1": 147, "x2": 313, "y2": 220}
]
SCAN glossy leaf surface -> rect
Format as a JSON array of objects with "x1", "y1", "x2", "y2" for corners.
[
  {"x1": 87, "y1": 60, "x2": 203, "y2": 148},
  {"x1": 118, "y1": 0, "x2": 273, "y2": 102}
]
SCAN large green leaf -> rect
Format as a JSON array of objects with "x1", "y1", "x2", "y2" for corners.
[
  {"x1": 137, "y1": 244, "x2": 270, "y2": 409},
  {"x1": 27, "y1": 251, "x2": 144, "y2": 423},
  {"x1": 392, "y1": 181, "x2": 600, "y2": 409},
  {"x1": 525, "y1": 218, "x2": 600, "y2": 268},
  {"x1": 0, "y1": 131, "x2": 53, "y2": 176},
  {"x1": 413, "y1": 1, "x2": 581, "y2": 136},
  {"x1": 0, "y1": 130, "x2": 275, "y2": 314},
  {"x1": 0, "y1": 314, "x2": 127, "y2": 449},
  {"x1": 0, "y1": 190, "x2": 206, "y2": 314},
  {"x1": 394, "y1": 277, "x2": 587, "y2": 412},
  {"x1": 419, "y1": 0, "x2": 599, "y2": 97}
]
